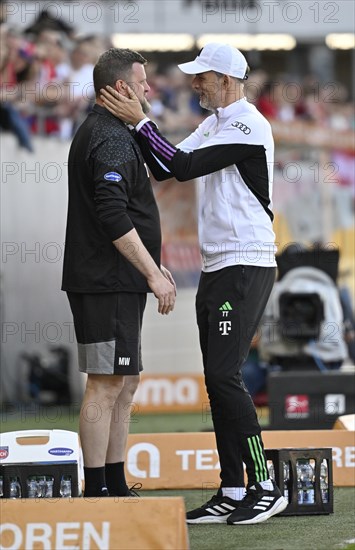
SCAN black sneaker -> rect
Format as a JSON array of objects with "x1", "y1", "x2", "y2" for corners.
[
  {"x1": 227, "y1": 481, "x2": 288, "y2": 525},
  {"x1": 186, "y1": 489, "x2": 239, "y2": 524}
]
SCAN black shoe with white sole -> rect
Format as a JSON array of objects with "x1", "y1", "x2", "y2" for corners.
[
  {"x1": 227, "y1": 481, "x2": 288, "y2": 525},
  {"x1": 186, "y1": 489, "x2": 239, "y2": 524}
]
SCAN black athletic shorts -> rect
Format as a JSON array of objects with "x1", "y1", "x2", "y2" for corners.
[{"x1": 67, "y1": 292, "x2": 147, "y2": 375}]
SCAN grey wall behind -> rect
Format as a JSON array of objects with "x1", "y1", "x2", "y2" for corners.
[{"x1": 1, "y1": 134, "x2": 202, "y2": 403}]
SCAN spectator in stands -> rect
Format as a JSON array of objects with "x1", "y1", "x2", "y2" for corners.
[
  {"x1": 24, "y1": 8, "x2": 75, "y2": 40},
  {"x1": 256, "y1": 81, "x2": 279, "y2": 119},
  {"x1": 55, "y1": 40, "x2": 98, "y2": 140},
  {"x1": 0, "y1": 25, "x2": 34, "y2": 151},
  {"x1": 36, "y1": 29, "x2": 71, "y2": 84},
  {"x1": 158, "y1": 66, "x2": 206, "y2": 132}
]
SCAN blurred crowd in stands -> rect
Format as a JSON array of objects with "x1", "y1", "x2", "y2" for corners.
[
  {"x1": 0, "y1": 9, "x2": 354, "y2": 153},
  {"x1": 1, "y1": 10, "x2": 354, "y2": 402}
]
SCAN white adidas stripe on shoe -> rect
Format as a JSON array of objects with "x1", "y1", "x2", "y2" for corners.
[
  {"x1": 227, "y1": 481, "x2": 288, "y2": 525},
  {"x1": 187, "y1": 490, "x2": 239, "y2": 524}
]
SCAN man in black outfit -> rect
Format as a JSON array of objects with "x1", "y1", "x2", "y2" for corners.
[
  {"x1": 100, "y1": 43, "x2": 288, "y2": 523},
  {"x1": 62, "y1": 48, "x2": 176, "y2": 497}
]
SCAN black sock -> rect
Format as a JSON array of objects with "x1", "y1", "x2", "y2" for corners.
[
  {"x1": 83, "y1": 467, "x2": 108, "y2": 497},
  {"x1": 105, "y1": 462, "x2": 129, "y2": 496}
]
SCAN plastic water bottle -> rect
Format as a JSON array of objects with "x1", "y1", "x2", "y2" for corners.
[
  {"x1": 297, "y1": 459, "x2": 315, "y2": 504},
  {"x1": 283, "y1": 462, "x2": 290, "y2": 502},
  {"x1": 9, "y1": 477, "x2": 22, "y2": 499},
  {"x1": 303, "y1": 462, "x2": 315, "y2": 504},
  {"x1": 36, "y1": 476, "x2": 47, "y2": 498},
  {"x1": 45, "y1": 476, "x2": 54, "y2": 498},
  {"x1": 320, "y1": 460, "x2": 328, "y2": 503},
  {"x1": 60, "y1": 475, "x2": 72, "y2": 498},
  {"x1": 296, "y1": 464, "x2": 304, "y2": 504},
  {"x1": 27, "y1": 476, "x2": 37, "y2": 498},
  {"x1": 268, "y1": 462, "x2": 275, "y2": 480}
]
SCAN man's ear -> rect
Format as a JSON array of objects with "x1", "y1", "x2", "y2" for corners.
[
  {"x1": 224, "y1": 74, "x2": 238, "y2": 92},
  {"x1": 223, "y1": 75, "x2": 231, "y2": 88},
  {"x1": 115, "y1": 79, "x2": 128, "y2": 96}
]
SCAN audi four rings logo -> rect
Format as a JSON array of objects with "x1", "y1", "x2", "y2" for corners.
[{"x1": 231, "y1": 121, "x2": 251, "y2": 134}]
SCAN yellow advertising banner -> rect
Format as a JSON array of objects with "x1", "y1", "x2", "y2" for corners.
[
  {"x1": 125, "y1": 430, "x2": 355, "y2": 489},
  {"x1": 0, "y1": 497, "x2": 189, "y2": 550},
  {"x1": 134, "y1": 374, "x2": 209, "y2": 413}
]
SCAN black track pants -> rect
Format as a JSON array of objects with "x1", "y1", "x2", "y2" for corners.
[{"x1": 196, "y1": 265, "x2": 276, "y2": 486}]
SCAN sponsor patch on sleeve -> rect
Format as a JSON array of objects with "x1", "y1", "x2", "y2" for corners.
[
  {"x1": 104, "y1": 172, "x2": 123, "y2": 182},
  {"x1": 231, "y1": 121, "x2": 251, "y2": 135}
]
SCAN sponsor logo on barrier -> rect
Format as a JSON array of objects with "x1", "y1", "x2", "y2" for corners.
[
  {"x1": 0, "y1": 498, "x2": 188, "y2": 550},
  {"x1": 126, "y1": 433, "x2": 355, "y2": 488},
  {"x1": 325, "y1": 394, "x2": 346, "y2": 415},
  {"x1": 176, "y1": 449, "x2": 220, "y2": 471},
  {"x1": 0, "y1": 522, "x2": 110, "y2": 550},
  {"x1": 127, "y1": 442, "x2": 220, "y2": 478},
  {"x1": 135, "y1": 376, "x2": 200, "y2": 407},
  {"x1": 127, "y1": 441, "x2": 355, "y2": 480},
  {"x1": 0, "y1": 446, "x2": 9, "y2": 459},
  {"x1": 285, "y1": 394, "x2": 309, "y2": 418},
  {"x1": 48, "y1": 447, "x2": 74, "y2": 456},
  {"x1": 127, "y1": 443, "x2": 160, "y2": 479},
  {"x1": 332, "y1": 446, "x2": 355, "y2": 468}
]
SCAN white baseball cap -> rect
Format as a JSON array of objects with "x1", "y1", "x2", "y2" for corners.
[{"x1": 178, "y1": 43, "x2": 248, "y2": 79}]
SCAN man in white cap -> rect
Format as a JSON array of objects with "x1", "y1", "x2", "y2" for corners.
[{"x1": 100, "y1": 43, "x2": 287, "y2": 525}]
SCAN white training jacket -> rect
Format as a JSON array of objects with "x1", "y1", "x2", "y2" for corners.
[{"x1": 135, "y1": 97, "x2": 277, "y2": 271}]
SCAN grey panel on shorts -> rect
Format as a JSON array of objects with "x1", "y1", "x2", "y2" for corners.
[{"x1": 78, "y1": 340, "x2": 116, "y2": 374}]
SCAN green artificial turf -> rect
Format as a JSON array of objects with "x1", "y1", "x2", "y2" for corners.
[{"x1": 144, "y1": 488, "x2": 355, "y2": 550}]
